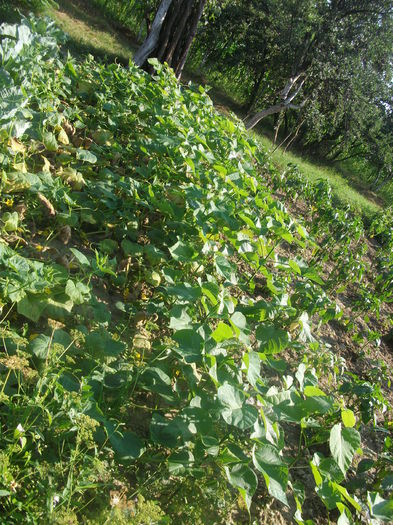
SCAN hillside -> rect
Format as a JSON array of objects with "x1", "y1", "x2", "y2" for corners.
[
  {"x1": 0, "y1": 14, "x2": 392, "y2": 525},
  {"x1": 48, "y1": 0, "x2": 385, "y2": 221}
]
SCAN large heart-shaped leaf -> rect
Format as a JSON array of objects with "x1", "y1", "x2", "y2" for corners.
[
  {"x1": 150, "y1": 413, "x2": 181, "y2": 448},
  {"x1": 225, "y1": 463, "x2": 258, "y2": 511},
  {"x1": 106, "y1": 422, "x2": 144, "y2": 462},
  {"x1": 329, "y1": 423, "x2": 361, "y2": 475},
  {"x1": 172, "y1": 329, "x2": 203, "y2": 363},
  {"x1": 256, "y1": 323, "x2": 289, "y2": 354},
  {"x1": 368, "y1": 492, "x2": 393, "y2": 521},
  {"x1": 217, "y1": 383, "x2": 258, "y2": 429},
  {"x1": 253, "y1": 444, "x2": 288, "y2": 505},
  {"x1": 168, "y1": 450, "x2": 194, "y2": 475}
]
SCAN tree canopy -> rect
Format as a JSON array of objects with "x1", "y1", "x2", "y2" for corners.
[{"x1": 188, "y1": 0, "x2": 393, "y2": 181}]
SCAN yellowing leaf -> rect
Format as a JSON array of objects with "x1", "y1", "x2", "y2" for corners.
[
  {"x1": 9, "y1": 138, "x2": 26, "y2": 153},
  {"x1": 341, "y1": 409, "x2": 356, "y2": 428},
  {"x1": 13, "y1": 161, "x2": 27, "y2": 173},
  {"x1": 41, "y1": 156, "x2": 52, "y2": 172},
  {"x1": 58, "y1": 129, "x2": 69, "y2": 145},
  {"x1": 304, "y1": 385, "x2": 326, "y2": 397}
]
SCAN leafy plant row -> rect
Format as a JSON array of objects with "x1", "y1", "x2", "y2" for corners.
[{"x1": 0, "y1": 17, "x2": 392, "y2": 524}]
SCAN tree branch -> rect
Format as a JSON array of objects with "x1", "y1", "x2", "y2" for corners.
[{"x1": 244, "y1": 76, "x2": 307, "y2": 130}]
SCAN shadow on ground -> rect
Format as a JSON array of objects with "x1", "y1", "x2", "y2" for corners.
[{"x1": 51, "y1": 0, "x2": 138, "y2": 65}]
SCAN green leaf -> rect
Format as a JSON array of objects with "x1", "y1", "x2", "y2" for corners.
[
  {"x1": 333, "y1": 483, "x2": 361, "y2": 512},
  {"x1": 140, "y1": 367, "x2": 175, "y2": 402},
  {"x1": 121, "y1": 240, "x2": 144, "y2": 257},
  {"x1": 253, "y1": 444, "x2": 288, "y2": 506},
  {"x1": 215, "y1": 255, "x2": 237, "y2": 284},
  {"x1": 337, "y1": 509, "x2": 351, "y2": 525},
  {"x1": 168, "y1": 450, "x2": 194, "y2": 475},
  {"x1": 256, "y1": 323, "x2": 289, "y2": 354},
  {"x1": 298, "y1": 312, "x2": 315, "y2": 343},
  {"x1": 201, "y1": 282, "x2": 219, "y2": 306},
  {"x1": 169, "y1": 305, "x2": 192, "y2": 330},
  {"x1": 303, "y1": 267, "x2": 324, "y2": 286},
  {"x1": 357, "y1": 458, "x2": 374, "y2": 474},
  {"x1": 99, "y1": 239, "x2": 118, "y2": 254},
  {"x1": 316, "y1": 456, "x2": 344, "y2": 484},
  {"x1": 76, "y1": 148, "x2": 97, "y2": 163},
  {"x1": 368, "y1": 492, "x2": 393, "y2": 521},
  {"x1": 65, "y1": 279, "x2": 90, "y2": 305},
  {"x1": 169, "y1": 240, "x2": 196, "y2": 262},
  {"x1": 172, "y1": 329, "x2": 203, "y2": 363},
  {"x1": 243, "y1": 351, "x2": 261, "y2": 387},
  {"x1": 106, "y1": 424, "x2": 144, "y2": 462},
  {"x1": 341, "y1": 409, "x2": 356, "y2": 428},
  {"x1": 218, "y1": 382, "x2": 243, "y2": 409},
  {"x1": 85, "y1": 331, "x2": 125, "y2": 358},
  {"x1": 225, "y1": 463, "x2": 258, "y2": 511},
  {"x1": 166, "y1": 283, "x2": 202, "y2": 302},
  {"x1": 329, "y1": 423, "x2": 361, "y2": 475},
  {"x1": 0, "y1": 490, "x2": 11, "y2": 497},
  {"x1": 150, "y1": 413, "x2": 180, "y2": 448},
  {"x1": 211, "y1": 321, "x2": 233, "y2": 343},
  {"x1": 1, "y1": 212, "x2": 18, "y2": 232},
  {"x1": 316, "y1": 480, "x2": 341, "y2": 510},
  {"x1": 381, "y1": 474, "x2": 393, "y2": 491},
  {"x1": 217, "y1": 383, "x2": 258, "y2": 430},
  {"x1": 288, "y1": 259, "x2": 301, "y2": 275},
  {"x1": 69, "y1": 248, "x2": 90, "y2": 267},
  {"x1": 201, "y1": 435, "x2": 219, "y2": 456},
  {"x1": 43, "y1": 131, "x2": 58, "y2": 152},
  {"x1": 17, "y1": 294, "x2": 47, "y2": 322},
  {"x1": 304, "y1": 385, "x2": 326, "y2": 397},
  {"x1": 147, "y1": 57, "x2": 160, "y2": 68},
  {"x1": 29, "y1": 334, "x2": 51, "y2": 360},
  {"x1": 230, "y1": 311, "x2": 250, "y2": 344}
]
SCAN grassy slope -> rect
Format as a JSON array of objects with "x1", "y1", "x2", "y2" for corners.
[
  {"x1": 254, "y1": 134, "x2": 381, "y2": 219},
  {"x1": 47, "y1": 0, "x2": 382, "y2": 221},
  {"x1": 49, "y1": 0, "x2": 137, "y2": 64}
]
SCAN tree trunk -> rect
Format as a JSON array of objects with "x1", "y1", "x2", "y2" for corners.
[
  {"x1": 134, "y1": 0, "x2": 207, "y2": 80},
  {"x1": 246, "y1": 69, "x2": 265, "y2": 113},
  {"x1": 134, "y1": 0, "x2": 173, "y2": 67}
]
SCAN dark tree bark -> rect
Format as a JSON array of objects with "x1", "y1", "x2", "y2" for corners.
[
  {"x1": 245, "y1": 68, "x2": 265, "y2": 113},
  {"x1": 134, "y1": 0, "x2": 207, "y2": 79}
]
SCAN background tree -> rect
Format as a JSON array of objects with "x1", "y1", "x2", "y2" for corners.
[
  {"x1": 92, "y1": 0, "x2": 393, "y2": 184},
  {"x1": 193, "y1": 0, "x2": 393, "y2": 174},
  {"x1": 134, "y1": 0, "x2": 207, "y2": 79}
]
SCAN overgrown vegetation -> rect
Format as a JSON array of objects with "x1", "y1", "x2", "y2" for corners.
[
  {"x1": 91, "y1": 0, "x2": 393, "y2": 204},
  {"x1": 1, "y1": 15, "x2": 393, "y2": 525}
]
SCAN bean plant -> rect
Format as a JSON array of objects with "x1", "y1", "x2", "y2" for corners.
[{"x1": 0, "y1": 16, "x2": 392, "y2": 524}]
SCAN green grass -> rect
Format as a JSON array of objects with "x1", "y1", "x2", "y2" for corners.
[
  {"x1": 46, "y1": 0, "x2": 383, "y2": 221},
  {"x1": 252, "y1": 132, "x2": 382, "y2": 220},
  {"x1": 48, "y1": 0, "x2": 137, "y2": 64}
]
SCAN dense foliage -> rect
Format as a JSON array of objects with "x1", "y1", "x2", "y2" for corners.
[
  {"x1": 93, "y1": 0, "x2": 393, "y2": 192},
  {"x1": 194, "y1": 1, "x2": 393, "y2": 178},
  {"x1": 0, "y1": 16, "x2": 392, "y2": 524}
]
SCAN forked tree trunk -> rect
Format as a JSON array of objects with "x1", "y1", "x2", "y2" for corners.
[
  {"x1": 133, "y1": 0, "x2": 173, "y2": 67},
  {"x1": 244, "y1": 73, "x2": 307, "y2": 130},
  {"x1": 134, "y1": 0, "x2": 207, "y2": 79}
]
